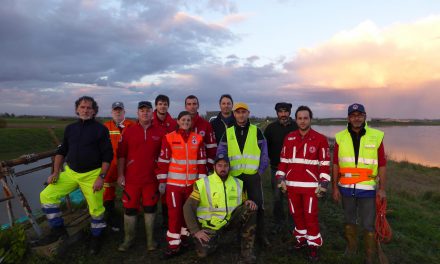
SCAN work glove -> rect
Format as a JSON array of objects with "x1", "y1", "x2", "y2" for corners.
[
  {"x1": 277, "y1": 180, "x2": 287, "y2": 193},
  {"x1": 315, "y1": 181, "x2": 329, "y2": 198},
  {"x1": 159, "y1": 183, "x2": 166, "y2": 195}
]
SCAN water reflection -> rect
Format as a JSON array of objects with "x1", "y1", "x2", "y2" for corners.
[
  {"x1": 314, "y1": 125, "x2": 440, "y2": 168},
  {"x1": 1, "y1": 158, "x2": 51, "y2": 225}
]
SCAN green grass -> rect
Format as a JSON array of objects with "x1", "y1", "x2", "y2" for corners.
[
  {"x1": 1, "y1": 119, "x2": 438, "y2": 263},
  {"x1": 20, "y1": 162, "x2": 440, "y2": 264},
  {"x1": 0, "y1": 128, "x2": 63, "y2": 160}
]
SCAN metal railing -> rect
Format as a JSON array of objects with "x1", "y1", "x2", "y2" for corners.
[{"x1": 0, "y1": 150, "x2": 58, "y2": 237}]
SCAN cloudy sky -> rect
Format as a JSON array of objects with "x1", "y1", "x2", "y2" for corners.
[{"x1": 1, "y1": 0, "x2": 439, "y2": 118}]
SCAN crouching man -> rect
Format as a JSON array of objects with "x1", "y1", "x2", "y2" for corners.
[{"x1": 183, "y1": 154, "x2": 258, "y2": 264}]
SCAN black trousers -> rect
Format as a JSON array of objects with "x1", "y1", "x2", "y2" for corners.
[{"x1": 238, "y1": 173, "x2": 266, "y2": 238}]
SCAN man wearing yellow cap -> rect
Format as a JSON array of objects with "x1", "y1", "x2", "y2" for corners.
[{"x1": 216, "y1": 102, "x2": 270, "y2": 248}]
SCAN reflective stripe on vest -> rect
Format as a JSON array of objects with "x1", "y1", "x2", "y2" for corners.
[
  {"x1": 338, "y1": 167, "x2": 373, "y2": 184},
  {"x1": 166, "y1": 131, "x2": 204, "y2": 186},
  {"x1": 335, "y1": 125, "x2": 384, "y2": 189},
  {"x1": 226, "y1": 124, "x2": 261, "y2": 177},
  {"x1": 196, "y1": 173, "x2": 243, "y2": 230}
]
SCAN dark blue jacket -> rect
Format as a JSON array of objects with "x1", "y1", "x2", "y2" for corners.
[{"x1": 57, "y1": 119, "x2": 113, "y2": 173}]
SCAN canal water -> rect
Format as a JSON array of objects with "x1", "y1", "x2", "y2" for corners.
[{"x1": 314, "y1": 125, "x2": 440, "y2": 168}]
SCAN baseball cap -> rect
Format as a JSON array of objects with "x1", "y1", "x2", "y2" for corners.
[
  {"x1": 233, "y1": 102, "x2": 249, "y2": 111},
  {"x1": 112, "y1": 101, "x2": 124, "y2": 110},
  {"x1": 138, "y1": 101, "x2": 153, "y2": 109},
  {"x1": 275, "y1": 102, "x2": 292, "y2": 112},
  {"x1": 214, "y1": 154, "x2": 229, "y2": 164},
  {"x1": 348, "y1": 103, "x2": 366, "y2": 115}
]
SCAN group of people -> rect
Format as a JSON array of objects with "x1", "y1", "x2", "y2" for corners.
[{"x1": 37, "y1": 94, "x2": 386, "y2": 264}]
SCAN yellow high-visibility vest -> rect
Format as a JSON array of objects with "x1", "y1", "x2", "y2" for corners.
[
  {"x1": 335, "y1": 124, "x2": 384, "y2": 189},
  {"x1": 195, "y1": 173, "x2": 243, "y2": 230},
  {"x1": 226, "y1": 125, "x2": 260, "y2": 177}
]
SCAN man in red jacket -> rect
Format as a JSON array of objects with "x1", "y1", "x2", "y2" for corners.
[
  {"x1": 185, "y1": 95, "x2": 217, "y2": 171},
  {"x1": 117, "y1": 101, "x2": 166, "y2": 252},
  {"x1": 153, "y1": 94, "x2": 177, "y2": 133},
  {"x1": 152, "y1": 94, "x2": 177, "y2": 228},
  {"x1": 103, "y1": 102, "x2": 135, "y2": 231},
  {"x1": 276, "y1": 106, "x2": 330, "y2": 262}
]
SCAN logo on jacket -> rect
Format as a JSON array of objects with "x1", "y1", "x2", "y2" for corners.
[
  {"x1": 309, "y1": 146, "x2": 316, "y2": 153},
  {"x1": 192, "y1": 136, "x2": 197, "y2": 144},
  {"x1": 199, "y1": 130, "x2": 205, "y2": 137},
  {"x1": 152, "y1": 136, "x2": 160, "y2": 141},
  {"x1": 288, "y1": 137, "x2": 296, "y2": 140}
]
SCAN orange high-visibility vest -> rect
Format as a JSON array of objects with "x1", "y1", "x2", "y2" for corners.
[
  {"x1": 338, "y1": 167, "x2": 373, "y2": 184},
  {"x1": 104, "y1": 119, "x2": 135, "y2": 162},
  {"x1": 166, "y1": 131, "x2": 205, "y2": 186}
]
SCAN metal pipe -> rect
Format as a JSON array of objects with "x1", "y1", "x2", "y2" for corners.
[
  {"x1": 0, "y1": 149, "x2": 57, "y2": 168},
  {"x1": 14, "y1": 163, "x2": 52, "y2": 177}
]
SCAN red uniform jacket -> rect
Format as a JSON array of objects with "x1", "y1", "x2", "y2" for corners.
[
  {"x1": 103, "y1": 119, "x2": 135, "y2": 183},
  {"x1": 117, "y1": 123, "x2": 166, "y2": 184},
  {"x1": 192, "y1": 113, "x2": 217, "y2": 170},
  {"x1": 155, "y1": 129, "x2": 207, "y2": 184},
  {"x1": 276, "y1": 129, "x2": 331, "y2": 194},
  {"x1": 153, "y1": 110, "x2": 177, "y2": 133}
]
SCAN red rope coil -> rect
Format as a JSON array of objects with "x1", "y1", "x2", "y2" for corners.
[{"x1": 375, "y1": 195, "x2": 392, "y2": 243}]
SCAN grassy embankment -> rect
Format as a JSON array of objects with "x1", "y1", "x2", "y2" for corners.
[{"x1": 1, "y1": 117, "x2": 439, "y2": 263}]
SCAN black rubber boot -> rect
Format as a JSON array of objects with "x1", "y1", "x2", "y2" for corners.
[
  {"x1": 33, "y1": 226, "x2": 68, "y2": 246},
  {"x1": 89, "y1": 235, "x2": 102, "y2": 255}
]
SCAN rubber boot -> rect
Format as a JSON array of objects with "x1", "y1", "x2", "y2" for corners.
[
  {"x1": 104, "y1": 200, "x2": 121, "y2": 232},
  {"x1": 238, "y1": 223, "x2": 257, "y2": 264},
  {"x1": 33, "y1": 226, "x2": 68, "y2": 246},
  {"x1": 161, "y1": 203, "x2": 168, "y2": 229},
  {"x1": 344, "y1": 224, "x2": 358, "y2": 256},
  {"x1": 144, "y1": 213, "x2": 157, "y2": 251},
  {"x1": 118, "y1": 215, "x2": 136, "y2": 252},
  {"x1": 256, "y1": 209, "x2": 271, "y2": 248},
  {"x1": 364, "y1": 231, "x2": 376, "y2": 264}
]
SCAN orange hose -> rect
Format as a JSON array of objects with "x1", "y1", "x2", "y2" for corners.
[{"x1": 375, "y1": 195, "x2": 392, "y2": 243}]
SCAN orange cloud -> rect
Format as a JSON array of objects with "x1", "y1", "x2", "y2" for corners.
[{"x1": 288, "y1": 16, "x2": 440, "y2": 90}]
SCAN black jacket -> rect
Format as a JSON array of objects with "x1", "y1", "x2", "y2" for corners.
[
  {"x1": 220, "y1": 120, "x2": 265, "y2": 152},
  {"x1": 264, "y1": 118, "x2": 298, "y2": 169},
  {"x1": 57, "y1": 119, "x2": 113, "y2": 173},
  {"x1": 210, "y1": 112, "x2": 235, "y2": 145}
]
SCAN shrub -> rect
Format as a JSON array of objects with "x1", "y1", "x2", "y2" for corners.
[{"x1": 0, "y1": 225, "x2": 27, "y2": 263}]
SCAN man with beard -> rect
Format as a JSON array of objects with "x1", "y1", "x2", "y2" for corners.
[
  {"x1": 332, "y1": 103, "x2": 386, "y2": 264},
  {"x1": 152, "y1": 94, "x2": 177, "y2": 228},
  {"x1": 216, "y1": 102, "x2": 270, "y2": 248},
  {"x1": 276, "y1": 106, "x2": 330, "y2": 262},
  {"x1": 153, "y1": 94, "x2": 177, "y2": 133},
  {"x1": 183, "y1": 154, "x2": 258, "y2": 264},
  {"x1": 39, "y1": 96, "x2": 113, "y2": 255},
  {"x1": 210, "y1": 94, "x2": 235, "y2": 145},
  {"x1": 264, "y1": 102, "x2": 298, "y2": 233}
]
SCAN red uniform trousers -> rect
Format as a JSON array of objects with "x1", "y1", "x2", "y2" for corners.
[
  {"x1": 103, "y1": 162, "x2": 118, "y2": 201},
  {"x1": 122, "y1": 182, "x2": 160, "y2": 209},
  {"x1": 166, "y1": 184, "x2": 193, "y2": 249},
  {"x1": 287, "y1": 190, "x2": 323, "y2": 247}
]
